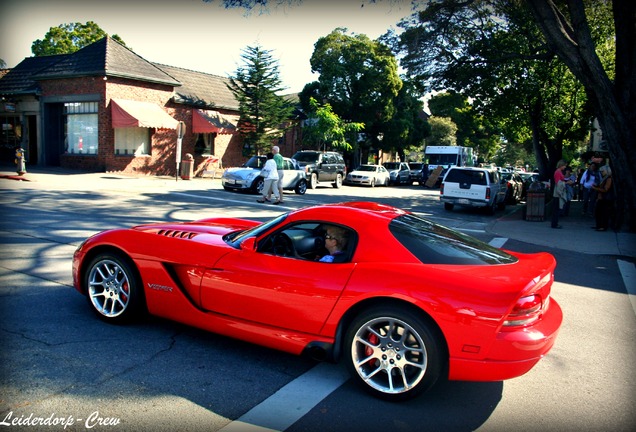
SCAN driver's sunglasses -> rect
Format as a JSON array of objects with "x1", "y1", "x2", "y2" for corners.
[{"x1": 325, "y1": 234, "x2": 338, "y2": 240}]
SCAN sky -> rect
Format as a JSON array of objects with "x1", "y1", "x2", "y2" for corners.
[{"x1": 0, "y1": 0, "x2": 415, "y2": 93}]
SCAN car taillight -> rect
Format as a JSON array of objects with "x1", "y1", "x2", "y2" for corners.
[
  {"x1": 485, "y1": 187, "x2": 491, "y2": 200},
  {"x1": 503, "y1": 294, "x2": 543, "y2": 327},
  {"x1": 440, "y1": 183, "x2": 444, "y2": 194}
]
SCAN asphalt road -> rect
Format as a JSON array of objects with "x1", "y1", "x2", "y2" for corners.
[{"x1": 1, "y1": 176, "x2": 634, "y2": 432}]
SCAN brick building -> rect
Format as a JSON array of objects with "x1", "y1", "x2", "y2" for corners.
[{"x1": 0, "y1": 36, "x2": 302, "y2": 176}]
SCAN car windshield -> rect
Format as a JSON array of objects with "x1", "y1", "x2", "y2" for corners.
[
  {"x1": 383, "y1": 163, "x2": 401, "y2": 170},
  {"x1": 427, "y1": 154, "x2": 458, "y2": 165},
  {"x1": 356, "y1": 165, "x2": 377, "y2": 172},
  {"x1": 389, "y1": 214, "x2": 517, "y2": 265},
  {"x1": 410, "y1": 163, "x2": 423, "y2": 170},
  {"x1": 244, "y1": 156, "x2": 266, "y2": 169},
  {"x1": 224, "y1": 213, "x2": 288, "y2": 247},
  {"x1": 292, "y1": 152, "x2": 319, "y2": 163}
]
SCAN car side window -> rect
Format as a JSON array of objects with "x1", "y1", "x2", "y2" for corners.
[{"x1": 257, "y1": 222, "x2": 357, "y2": 263}]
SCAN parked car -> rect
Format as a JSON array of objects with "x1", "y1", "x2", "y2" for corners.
[
  {"x1": 345, "y1": 164, "x2": 390, "y2": 187},
  {"x1": 291, "y1": 150, "x2": 346, "y2": 189},
  {"x1": 501, "y1": 172, "x2": 524, "y2": 204},
  {"x1": 520, "y1": 172, "x2": 541, "y2": 200},
  {"x1": 221, "y1": 156, "x2": 307, "y2": 195},
  {"x1": 408, "y1": 162, "x2": 426, "y2": 185},
  {"x1": 383, "y1": 162, "x2": 411, "y2": 185},
  {"x1": 440, "y1": 166, "x2": 506, "y2": 214},
  {"x1": 72, "y1": 201, "x2": 562, "y2": 401}
]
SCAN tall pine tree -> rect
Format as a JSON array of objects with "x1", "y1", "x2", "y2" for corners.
[{"x1": 227, "y1": 45, "x2": 294, "y2": 156}]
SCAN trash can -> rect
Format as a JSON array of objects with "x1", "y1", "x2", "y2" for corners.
[
  {"x1": 180, "y1": 153, "x2": 194, "y2": 180},
  {"x1": 525, "y1": 188, "x2": 546, "y2": 221}
]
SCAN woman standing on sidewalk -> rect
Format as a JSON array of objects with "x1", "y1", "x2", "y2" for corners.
[
  {"x1": 551, "y1": 160, "x2": 568, "y2": 229},
  {"x1": 592, "y1": 165, "x2": 614, "y2": 231}
]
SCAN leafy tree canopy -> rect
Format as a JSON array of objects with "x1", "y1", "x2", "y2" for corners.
[
  {"x1": 302, "y1": 97, "x2": 364, "y2": 152},
  {"x1": 32, "y1": 21, "x2": 126, "y2": 56},
  {"x1": 227, "y1": 44, "x2": 295, "y2": 155}
]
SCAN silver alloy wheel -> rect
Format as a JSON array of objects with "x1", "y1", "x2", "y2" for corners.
[
  {"x1": 88, "y1": 259, "x2": 131, "y2": 318},
  {"x1": 333, "y1": 173, "x2": 342, "y2": 188},
  {"x1": 351, "y1": 316, "x2": 428, "y2": 395}
]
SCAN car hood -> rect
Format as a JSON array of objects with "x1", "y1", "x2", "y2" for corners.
[
  {"x1": 132, "y1": 218, "x2": 259, "y2": 239},
  {"x1": 223, "y1": 166, "x2": 260, "y2": 176}
]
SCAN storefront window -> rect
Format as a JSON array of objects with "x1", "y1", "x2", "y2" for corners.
[
  {"x1": 195, "y1": 132, "x2": 216, "y2": 155},
  {"x1": 114, "y1": 127, "x2": 151, "y2": 156},
  {"x1": 64, "y1": 102, "x2": 98, "y2": 154}
]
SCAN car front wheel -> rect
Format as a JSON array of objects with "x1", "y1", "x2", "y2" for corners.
[
  {"x1": 254, "y1": 178, "x2": 265, "y2": 195},
  {"x1": 85, "y1": 253, "x2": 144, "y2": 323},
  {"x1": 344, "y1": 306, "x2": 444, "y2": 401}
]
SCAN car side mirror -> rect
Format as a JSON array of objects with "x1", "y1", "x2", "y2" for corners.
[{"x1": 240, "y1": 237, "x2": 256, "y2": 251}]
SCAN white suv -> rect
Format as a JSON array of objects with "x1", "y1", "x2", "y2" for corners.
[{"x1": 440, "y1": 167, "x2": 506, "y2": 214}]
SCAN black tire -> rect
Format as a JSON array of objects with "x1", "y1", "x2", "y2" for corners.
[
  {"x1": 333, "y1": 173, "x2": 343, "y2": 188},
  {"x1": 444, "y1": 203, "x2": 454, "y2": 211},
  {"x1": 309, "y1": 173, "x2": 318, "y2": 189},
  {"x1": 84, "y1": 252, "x2": 145, "y2": 324},
  {"x1": 344, "y1": 305, "x2": 444, "y2": 401},
  {"x1": 253, "y1": 178, "x2": 264, "y2": 195},
  {"x1": 294, "y1": 179, "x2": 307, "y2": 195}
]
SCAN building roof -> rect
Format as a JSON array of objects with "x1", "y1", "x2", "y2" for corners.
[
  {"x1": 32, "y1": 37, "x2": 181, "y2": 86},
  {"x1": 155, "y1": 63, "x2": 238, "y2": 111},
  {"x1": 0, "y1": 55, "x2": 67, "y2": 95}
]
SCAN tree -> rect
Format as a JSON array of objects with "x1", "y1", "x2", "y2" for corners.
[
  {"x1": 391, "y1": 1, "x2": 595, "y2": 179},
  {"x1": 32, "y1": 21, "x2": 126, "y2": 56},
  {"x1": 427, "y1": 117, "x2": 457, "y2": 147},
  {"x1": 376, "y1": 81, "x2": 431, "y2": 161},
  {"x1": 525, "y1": 0, "x2": 636, "y2": 229},
  {"x1": 302, "y1": 97, "x2": 364, "y2": 152},
  {"x1": 227, "y1": 45, "x2": 295, "y2": 156},
  {"x1": 428, "y1": 91, "x2": 499, "y2": 161},
  {"x1": 307, "y1": 28, "x2": 403, "y2": 162}
]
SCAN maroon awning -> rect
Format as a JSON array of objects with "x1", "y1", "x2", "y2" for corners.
[
  {"x1": 111, "y1": 99, "x2": 178, "y2": 129},
  {"x1": 192, "y1": 109, "x2": 237, "y2": 134}
]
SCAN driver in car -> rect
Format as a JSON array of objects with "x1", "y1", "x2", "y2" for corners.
[{"x1": 319, "y1": 226, "x2": 349, "y2": 263}]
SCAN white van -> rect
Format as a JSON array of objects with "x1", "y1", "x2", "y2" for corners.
[{"x1": 440, "y1": 167, "x2": 506, "y2": 214}]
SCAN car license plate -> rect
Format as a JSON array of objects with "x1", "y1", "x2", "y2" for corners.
[{"x1": 458, "y1": 199, "x2": 470, "y2": 205}]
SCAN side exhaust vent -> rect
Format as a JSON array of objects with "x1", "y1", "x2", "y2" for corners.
[{"x1": 157, "y1": 229, "x2": 198, "y2": 239}]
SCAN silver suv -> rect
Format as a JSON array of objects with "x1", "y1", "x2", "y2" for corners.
[{"x1": 440, "y1": 167, "x2": 506, "y2": 214}]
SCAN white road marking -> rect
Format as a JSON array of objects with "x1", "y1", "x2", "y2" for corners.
[
  {"x1": 617, "y1": 260, "x2": 636, "y2": 317},
  {"x1": 219, "y1": 362, "x2": 349, "y2": 432},
  {"x1": 489, "y1": 237, "x2": 508, "y2": 248}
]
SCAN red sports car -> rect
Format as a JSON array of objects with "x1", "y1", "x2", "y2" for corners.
[{"x1": 72, "y1": 201, "x2": 562, "y2": 401}]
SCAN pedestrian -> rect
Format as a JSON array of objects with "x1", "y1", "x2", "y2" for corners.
[
  {"x1": 579, "y1": 162, "x2": 601, "y2": 216},
  {"x1": 551, "y1": 160, "x2": 568, "y2": 229},
  {"x1": 591, "y1": 165, "x2": 614, "y2": 231},
  {"x1": 269, "y1": 145, "x2": 285, "y2": 203},
  {"x1": 257, "y1": 153, "x2": 280, "y2": 204},
  {"x1": 562, "y1": 166, "x2": 576, "y2": 216}
]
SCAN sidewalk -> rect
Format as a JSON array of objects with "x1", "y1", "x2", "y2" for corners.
[
  {"x1": 488, "y1": 199, "x2": 636, "y2": 258},
  {"x1": 2, "y1": 166, "x2": 635, "y2": 259}
]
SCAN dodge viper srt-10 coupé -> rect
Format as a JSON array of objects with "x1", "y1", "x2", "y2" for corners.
[{"x1": 72, "y1": 201, "x2": 562, "y2": 400}]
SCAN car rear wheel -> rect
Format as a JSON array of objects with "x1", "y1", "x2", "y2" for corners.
[
  {"x1": 295, "y1": 179, "x2": 307, "y2": 195},
  {"x1": 85, "y1": 253, "x2": 144, "y2": 323},
  {"x1": 333, "y1": 173, "x2": 343, "y2": 188},
  {"x1": 309, "y1": 173, "x2": 318, "y2": 189},
  {"x1": 344, "y1": 306, "x2": 444, "y2": 401}
]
